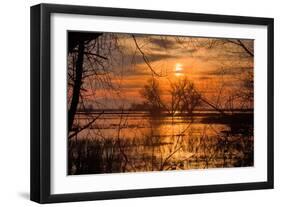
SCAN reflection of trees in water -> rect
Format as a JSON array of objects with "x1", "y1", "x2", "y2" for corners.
[
  {"x1": 68, "y1": 113, "x2": 253, "y2": 175},
  {"x1": 185, "y1": 125, "x2": 253, "y2": 169}
]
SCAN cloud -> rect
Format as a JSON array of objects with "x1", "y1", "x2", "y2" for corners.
[
  {"x1": 179, "y1": 48, "x2": 198, "y2": 54},
  {"x1": 149, "y1": 38, "x2": 177, "y2": 49},
  {"x1": 128, "y1": 52, "x2": 177, "y2": 66},
  {"x1": 123, "y1": 68, "x2": 151, "y2": 76},
  {"x1": 204, "y1": 66, "x2": 253, "y2": 76},
  {"x1": 148, "y1": 37, "x2": 199, "y2": 55},
  {"x1": 147, "y1": 53, "x2": 177, "y2": 62}
]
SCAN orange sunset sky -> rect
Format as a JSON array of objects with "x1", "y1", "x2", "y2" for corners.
[{"x1": 69, "y1": 33, "x2": 254, "y2": 110}]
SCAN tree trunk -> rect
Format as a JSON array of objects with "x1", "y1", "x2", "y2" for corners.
[{"x1": 68, "y1": 41, "x2": 84, "y2": 134}]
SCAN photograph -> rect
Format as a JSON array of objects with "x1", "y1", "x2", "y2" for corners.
[
  {"x1": 29, "y1": 3, "x2": 274, "y2": 203},
  {"x1": 67, "y1": 31, "x2": 254, "y2": 175}
]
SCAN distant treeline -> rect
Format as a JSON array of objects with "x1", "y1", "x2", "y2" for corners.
[{"x1": 76, "y1": 107, "x2": 254, "y2": 113}]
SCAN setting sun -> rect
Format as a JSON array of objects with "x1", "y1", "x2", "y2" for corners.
[
  {"x1": 175, "y1": 63, "x2": 183, "y2": 72},
  {"x1": 175, "y1": 63, "x2": 183, "y2": 76}
]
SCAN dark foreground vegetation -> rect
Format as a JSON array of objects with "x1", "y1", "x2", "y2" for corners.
[{"x1": 68, "y1": 113, "x2": 253, "y2": 175}]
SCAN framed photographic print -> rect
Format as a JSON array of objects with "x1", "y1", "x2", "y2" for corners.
[{"x1": 30, "y1": 3, "x2": 274, "y2": 203}]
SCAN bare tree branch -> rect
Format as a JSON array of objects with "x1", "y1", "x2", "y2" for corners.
[
  {"x1": 132, "y1": 35, "x2": 163, "y2": 77},
  {"x1": 72, "y1": 49, "x2": 108, "y2": 60},
  {"x1": 226, "y1": 39, "x2": 254, "y2": 57},
  {"x1": 237, "y1": 40, "x2": 254, "y2": 57},
  {"x1": 68, "y1": 112, "x2": 104, "y2": 139}
]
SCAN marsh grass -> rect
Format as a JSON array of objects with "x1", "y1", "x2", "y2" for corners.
[{"x1": 68, "y1": 121, "x2": 253, "y2": 175}]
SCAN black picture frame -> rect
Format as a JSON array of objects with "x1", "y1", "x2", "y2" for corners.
[{"x1": 30, "y1": 3, "x2": 274, "y2": 204}]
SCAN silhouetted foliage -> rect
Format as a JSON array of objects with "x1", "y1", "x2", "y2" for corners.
[
  {"x1": 170, "y1": 78, "x2": 201, "y2": 115},
  {"x1": 140, "y1": 78, "x2": 164, "y2": 115}
]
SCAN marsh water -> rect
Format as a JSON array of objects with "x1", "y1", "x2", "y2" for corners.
[{"x1": 68, "y1": 111, "x2": 254, "y2": 175}]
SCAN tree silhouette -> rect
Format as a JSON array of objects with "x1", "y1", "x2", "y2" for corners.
[
  {"x1": 140, "y1": 78, "x2": 164, "y2": 114},
  {"x1": 67, "y1": 32, "x2": 104, "y2": 136}
]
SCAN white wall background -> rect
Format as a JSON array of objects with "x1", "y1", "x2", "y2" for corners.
[{"x1": 0, "y1": 0, "x2": 279, "y2": 206}]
